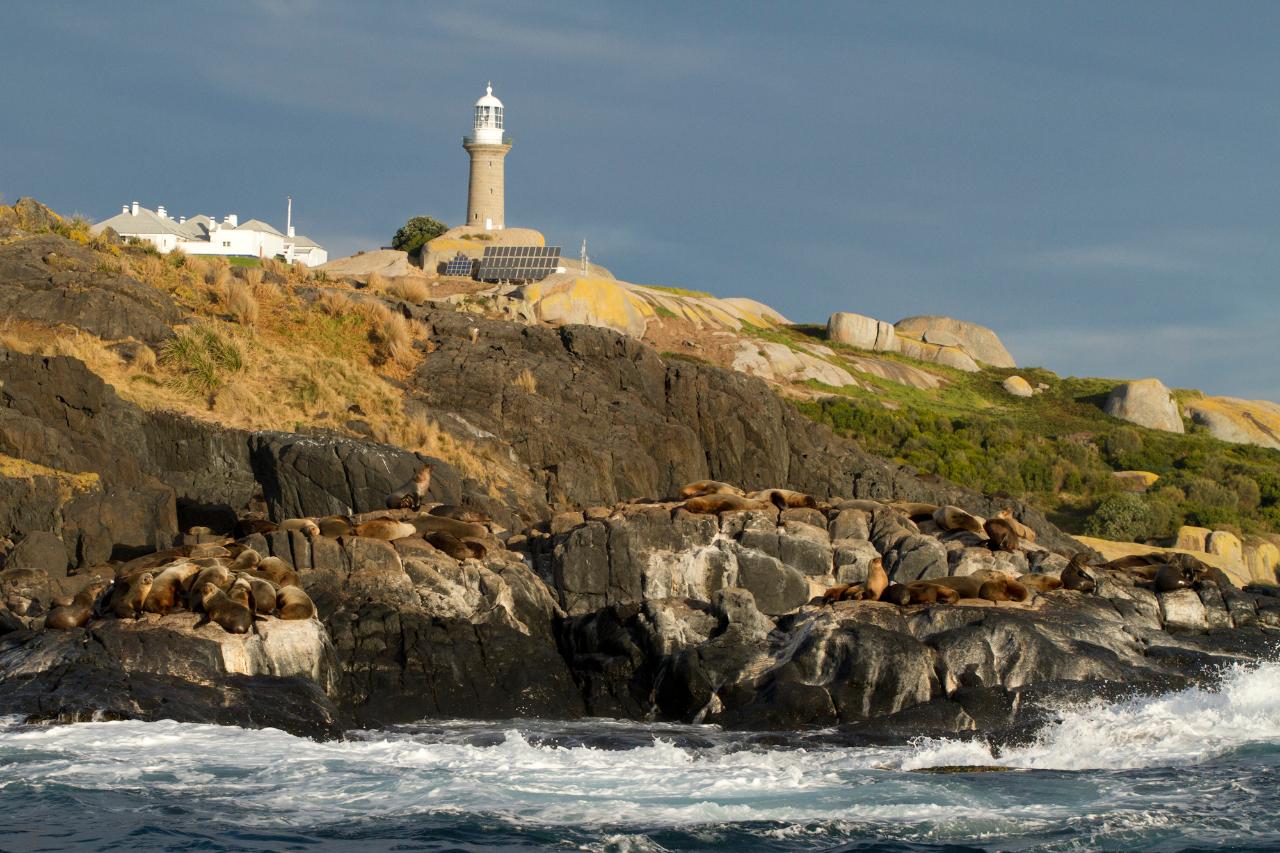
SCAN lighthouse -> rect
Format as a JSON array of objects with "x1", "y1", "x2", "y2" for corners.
[{"x1": 463, "y1": 83, "x2": 511, "y2": 230}]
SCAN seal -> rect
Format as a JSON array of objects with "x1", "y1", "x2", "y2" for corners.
[
  {"x1": 252, "y1": 557, "x2": 301, "y2": 590},
  {"x1": 385, "y1": 463, "x2": 433, "y2": 511},
  {"x1": 196, "y1": 583, "x2": 252, "y2": 634},
  {"x1": 428, "y1": 505, "x2": 491, "y2": 523},
  {"x1": 354, "y1": 518, "x2": 418, "y2": 541},
  {"x1": 880, "y1": 583, "x2": 912, "y2": 606},
  {"x1": 977, "y1": 574, "x2": 1029, "y2": 603},
  {"x1": 1154, "y1": 564, "x2": 1198, "y2": 592},
  {"x1": 316, "y1": 516, "x2": 354, "y2": 538},
  {"x1": 410, "y1": 515, "x2": 489, "y2": 541},
  {"x1": 816, "y1": 583, "x2": 868, "y2": 604},
  {"x1": 279, "y1": 518, "x2": 321, "y2": 537},
  {"x1": 678, "y1": 480, "x2": 745, "y2": 500},
  {"x1": 276, "y1": 585, "x2": 316, "y2": 620},
  {"x1": 746, "y1": 489, "x2": 818, "y2": 509},
  {"x1": 865, "y1": 558, "x2": 889, "y2": 600},
  {"x1": 426, "y1": 532, "x2": 484, "y2": 561},
  {"x1": 244, "y1": 575, "x2": 278, "y2": 614},
  {"x1": 929, "y1": 575, "x2": 985, "y2": 599},
  {"x1": 46, "y1": 581, "x2": 106, "y2": 630},
  {"x1": 905, "y1": 581, "x2": 960, "y2": 605},
  {"x1": 682, "y1": 494, "x2": 772, "y2": 515},
  {"x1": 889, "y1": 501, "x2": 939, "y2": 521},
  {"x1": 983, "y1": 517, "x2": 1020, "y2": 553},
  {"x1": 1018, "y1": 573, "x2": 1063, "y2": 594},
  {"x1": 187, "y1": 565, "x2": 231, "y2": 611},
  {"x1": 834, "y1": 499, "x2": 887, "y2": 513},
  {"x1": 933, "y1": 505, "x2": 985, "y2": 536},
  {"x1": 993, "y1": 509, "x2": 1036, "y2": 543},
  {"x1": 143, "y1": 561, "x2": 200, "y2": 615},
  {"x1": 231, "y1": 548, "x2": 261, "y2": 572},
  {"x1": 1061, "y1": 554, "x2": 1097, "y2": 593},
  {"x1": 227, "y1": 576, "x2": 254, "y2": 610},
  {"x1": 110, "y1": 572, "x2": 154, "y2": 619}
]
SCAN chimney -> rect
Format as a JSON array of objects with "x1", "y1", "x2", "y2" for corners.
[
  {"x1": 131, "y1": 201, "x2": 140, "y2": 216},
  {"x1": 121, "y1": 204, "x2": 129, "y2": 215},
  {"x1": 179, "y1": 216, "x2": 187, "y2": 225},
  {"x1": 225, "y1": 214, "x2": 238, "y2": 227},
  {"x1": 286, "y1": 196, "x2": 295, "y2": 238},
  {"x1": 157, "y1": 205, "x2": 167, "y2": 219}
]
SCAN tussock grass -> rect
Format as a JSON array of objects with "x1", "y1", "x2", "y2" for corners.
[
  {"x1": 384, "y1": 277, "x2": 431, "y2": 304},
  {"x1": 367, "y1": 271, "x2": 385, "y2": 292},
  {"x1": 513, "y1": 368, "x2": 537, "y2": 394},
  {"x1": 159, "y1": 324, "x2": 245, "y2": 400},
  {"x1": 224, "y1": 279, "x2": 260, "y2": 326}
]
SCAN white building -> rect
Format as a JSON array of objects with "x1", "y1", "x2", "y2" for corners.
[{"x1": 92, "y1": 199, "x2": 328, "y2": 267}]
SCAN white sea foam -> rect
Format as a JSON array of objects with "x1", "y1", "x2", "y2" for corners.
[{"x1": 0, "y1": 661, "x2": 1276, "y2": 833}]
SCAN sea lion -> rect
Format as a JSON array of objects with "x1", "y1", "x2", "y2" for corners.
[
  {"x1": 253, "y1": 557, "x2": 300, "y2": 589},
  {"x1": 426, "y1": 532, "x2": 479, "y2": 561},
  {"x1": 817, "y1": 583, "x2": 867, "y2": 604},
  {"x1": 410, "y1": 514, "x2": 489, "y2": 541},
  {"x1": 880, "y1": 583, "x2": 913, "y2": 606},
  {"x1": 196, "y1": 583, "x2": 252, "y2": 634},
  {"x1": 227, "y1": 576, "x2": 254, "y2": 610},
  {"x1": 234, "y1": 518, "x2": 278, "y2": 538},
  {"x1": 983, "y1": 518, "x2": 1020, "y2": 552},
  {"x1": 889, "y1": 501, "x2": 939, "y2": 521},
  {"x1": 834, "y1": 499, "x2": 887, "y2": 513},
  {"x1": 929, "y1": 575, "x2": 985, "y2": 599},
  {"x1": 1154, "y1": 564, "x2": 1198, "y2": 592},
  {"x1": 143, "y1": 562, "x2": 201, "y2": 615},
  {"x1": 1061, "y1": 554, "x2": 1097, "y2": 593},
  {"x1": 279, "y1": 518, "x2": 321, "y2": 538},
  {"x1": 865, "y1": 558, "x2": 889, "y2": 601},
  {"x1": 110, "y1": 572, "x2": 154, "y2": 619},
  {"x1": 678, "y1": 480, "x2": 745, "y2": 499},
  {"x1": 993, "y1": 509, "x2": 1036, "y2": 543},
  {"x1": 316, "y1": 516, "x2": 354, "y2": 538},
  {"x1": 746, "y1": 489, "x2": 818, "y2": 510},
  {"x1": 231, "y1": 548, "x2": 261, "y2": 572},
  {"x1": 933, "y1": 505, "x2": 985, "y2": 536},
  {"x1": 905, "y1": 581, "x2": 960, "y2": 605},
  {"x1": 46, "y1": 582, "x2": 105, "y2": 630},
  {"x1": 385, "y1": 463, "x2": 433, "y2": 511},
  {"x1": 1019, "y1": 573, "x2": 1063, "y2": 594},
  {"x1": 977, "y1": 575, "x2": 1029, "y2": 603},
  {"x1": 682, "y1": 494, "x2": 772, "y2": 515},
  {"x1": 428, "y1": 505, "x2": 491, "y2": 524},
  {"x1": 244, "y1": 575, "x2": 278, "y2": 614},
  {"x1": 187, "y1": 565, "x2": 231, "y2": 611},
  {"x1": 354, "y1": 518, "x2": 417, "y2": 541},
  {"x1": 276, "y1": 585, "x2": 317, "y2": 620}
]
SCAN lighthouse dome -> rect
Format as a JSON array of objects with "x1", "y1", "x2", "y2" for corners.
[{"x1": 471, "y1": 83, "x2": 505, "y2": 143}]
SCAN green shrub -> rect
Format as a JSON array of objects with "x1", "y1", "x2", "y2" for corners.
[
  {"x1": 1084, "y1": 493, "x2": 1154, "y2": 541},
  {"x1": 392, "y1": 216, "x2": 448, "y2": 255},
  {"x1": 159, "y1": 325, "x2": 244, "y2": 399}
]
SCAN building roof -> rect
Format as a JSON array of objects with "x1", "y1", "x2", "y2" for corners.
[
  {"x1": 93, "y1": 206, "x2": 187, "y2": 237},
  {"x1": 289, "y1": 234, "x2": 320, "y2": 248},
  {"x1": 475, "y1": 82, "x2": 503, "y2": 109},
  {"x1": 235, "y1": 218, "x2": 284, "y2": 236}
]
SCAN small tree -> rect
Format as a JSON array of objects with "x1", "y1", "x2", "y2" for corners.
[
  {"x1": 1084, "y1": 493, "x2": 1154, "y2": 542},
  {"x1": 391, "y1": 216, "x2": 448, "y2": 256}
]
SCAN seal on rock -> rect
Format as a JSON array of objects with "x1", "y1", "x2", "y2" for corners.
[
  {"x1": 354, "y1": 518, "x2": 418, "y2": 541},
  {"x1": 983, "y1": 517, "x2": 1020, "y2": 552},
  {"x1": 227, "y1": 576, "x2": 254, "y2": 610},
  {"x1": 196, "y1": 583, "x2": 252, "y2": 634},
  {"x1": 678, "y1": 480, "x2": 745, "y2": 499},
  {"x1": 244, "y1": 575, "x2": 278, "y2": 614},
  {"x1": 889, "y1": 501, "x2": 939, "y2": 521},
  {"x1": 880, "y1": 583, "x2": 912, "y2": 606},
  {"x1": 411, "y1": 514, "x2": 489, "y2": 541},
  {"x1": 905, "y1": 581, "x2": 960, "y2": 605},
  {"x1": 46, "y1": 581, "x2": 105, "y2": 630},
  {"x1": 1154, "y1": 564, "x2": 1199, "y2": 592},
  {"x1": 1061, "y1": 554, "x2": 1097, "y2": 593},
  {"x1": 993, "y1": 508, "x2": 1037, "y2": 543},
  {"x1": 933, "y1": 505, "x2": 985, "y2": 535},
  {"x1": 231, "y1": 548, "x2": 261, "y2": 572},
  {"x1": 977, "y1": 574, "x2": 1029, "y2": 603},
  {"x1": 428, "y1": 505, "x2": 491, "y2": 523},
  {"x1": 251, "y1": 557, "x2": 300, "y2": 590},
  {"x1": 187, "y1": 565, "x2": 231, "y2": 611},
  {"x1": 1019, "y1": 573, "x2": 1062, "y2": 594},
  {"x1": 279, "y1": 518, "x2": 320, "y2": 537},
  {"x1": 234, "y1": 518, "x2": 278, "y2": 538},
  {"x1": 277, "y1": 585, "x2": 317, "y2": 620},
  {"x1": 385, "y1": 463, "x2": 433, "y2": 511},
  {"x1": 106, "y1": 572, "x2": 154, "y2": 619},
  {"x1": 316, "y1": 516, "x2": 354, "y2": 538},
  {"x1": 143, "y1": 562, "x2": 200, "y2": 615},
  {"x1": 746, "y1": 489, "x2": 818, "y2": 509},
  {"x1": 865, "y1": 558, "x2": 889, "y2": 600},
  {"x1": 682, "y1": 494, "x2": 772, "y2": 515}
]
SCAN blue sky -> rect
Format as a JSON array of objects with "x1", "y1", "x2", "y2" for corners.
[{"x1": 2, "y1": 2, "x2": 1278, "y2": 400}]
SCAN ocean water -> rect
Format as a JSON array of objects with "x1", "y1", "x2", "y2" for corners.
[{"x1": 1, "y1": 663, "x2": 1279, "y2": 852}]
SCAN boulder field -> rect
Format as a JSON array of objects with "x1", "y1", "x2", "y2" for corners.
[{"x1": 1, "y1": 493, "x2": 1276, "y2": 741}]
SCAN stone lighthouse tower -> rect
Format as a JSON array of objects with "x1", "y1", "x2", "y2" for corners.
[{"x1": 463, "y1": 83, "x2": 511, "y2": 230}]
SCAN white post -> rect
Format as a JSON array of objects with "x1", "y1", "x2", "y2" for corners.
[{"x1": 286, "y1": 196, "x2": 293, "y2": 238}]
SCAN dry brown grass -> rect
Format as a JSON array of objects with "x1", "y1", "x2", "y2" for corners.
[
  {"x1": 224, "y1": 279, "x2": 260, "y2": 326},
  {"x1": 384, "y1": 277, "x2": 430, "y2": 304},
  {"x1": 367, "y1": 271, "x2": 385, "y2": 292},
  {"x1": 513, "y1": 368, "x2": 537, "y2": 394},
  {"x1": 317, "y1": 289, "x2": 354, "y2": 317},
  {"x1": 292, "y1": 262, "x2": 312, "y2": 282}
]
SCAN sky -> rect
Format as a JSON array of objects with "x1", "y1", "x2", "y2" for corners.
[{"x1": 2, "y1": 2, "x2": 1278, "y2": 400}]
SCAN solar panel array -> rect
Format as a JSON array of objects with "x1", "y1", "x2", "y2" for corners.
[
  {"x1": 476, "y1": 245, "x2": 561, "y2": 282},
  {"x1": 443, "y1": 253, "x2": 475, "y2": 277}
]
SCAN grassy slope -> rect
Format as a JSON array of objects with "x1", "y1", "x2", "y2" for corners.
[{"x1": 744, "y1": 324, "x2": 1280, "y2": 542}]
